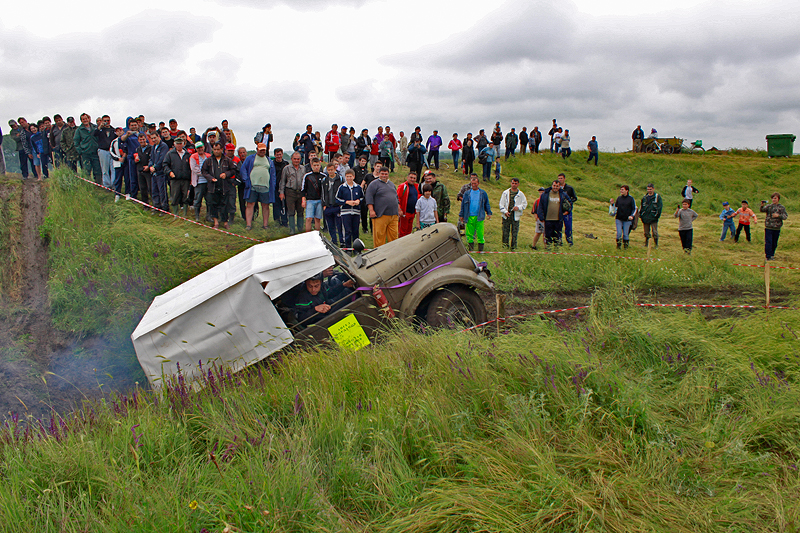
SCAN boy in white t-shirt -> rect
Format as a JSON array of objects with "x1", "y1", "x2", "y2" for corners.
[{"x1": 414, "y1": 183, "x2": 439, "y2": 230}]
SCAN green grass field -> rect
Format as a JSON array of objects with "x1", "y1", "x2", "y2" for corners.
[{"x1": 1, "y1": 152, "x2": 799, "y2": 532}]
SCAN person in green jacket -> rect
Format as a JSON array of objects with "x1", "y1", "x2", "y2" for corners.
[
  {"x1": 59, "y1": 117, "x2": 80, "y2": 172},
  {"x1": 639, "y1": 183, "x2": 663, "y2": 248},
  {"x1": 72, "y1": 113, "x2": 102, "y2": 184}
]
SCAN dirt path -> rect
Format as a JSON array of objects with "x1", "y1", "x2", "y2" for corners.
[{"x1": 1, "y1": 180, "x2": 140, "y2": 420}]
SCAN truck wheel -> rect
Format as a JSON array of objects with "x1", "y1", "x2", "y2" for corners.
[{"x1": 425, "y1": 286, "x2": 488, "y2": 329}]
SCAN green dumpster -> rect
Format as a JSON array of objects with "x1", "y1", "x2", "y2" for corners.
[{"x1": 766, "y1": 134, "x2": 796, "y2": 157}]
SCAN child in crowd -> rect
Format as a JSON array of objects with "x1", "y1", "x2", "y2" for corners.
[
  {"x1": 322, "y1": 161, "x2": 343, "y2": 245},
  {"x1": 415, "y1": 183, "x2": 439, "y2": 230},
  {"x1": 28, "y1": 123, "x2": 43, "y2": 181},
  {"x1": 734, "y1": 200, "x2": 757, "y2": 243},
  {"x1": 336, "y1": 169, "x2": 364, "y2": 249},
  {"x1": 719, "y1": 201, "x2": 736, "y2": 241},
  {"x1": 301, "y1": 159, "x2": 324, "y2": 232},
  {"x1": 674, "y1": 199, "x2": 699, "y2": 253}
]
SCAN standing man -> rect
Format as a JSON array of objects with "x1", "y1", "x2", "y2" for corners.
[
  {"x1": 9, "y1": 120, "x2": 29, "y2": 178},
  {"x1": 73, "y1": 114, "x2": 102, "y2": 184},
  {"x1": 639, "y1": 183, "x2": 663, "y2": 248},
  {"x1": 148, "y1": 132, "x2": 171, "y2": 215},
  {"x1": 760, "y1": 193, "x2": 788, "y2": 261},
  {"x1": 475, "y1": 129, "x2": 489, "y2": 152},
  {"x1": 424, "y1": 171, "x2": 451, "y2": 223},
  {"x1": 241, "y1": 142, "x2": 277, "y2": 231},
  {"x1": 504, "y1": 128, "x2": 518, "y2": 160},
  {"x1": 94, "y1": 115, "x2": 116, "y2": 188},
  {"x1": 272, "y1": 148, "x2": 289, "y2": 227},
  {"x1": 632, "y1": 125, "x2": 645, "y2": 153},
  {"x1": 384, "y1": 126, "x2": 397, "y2": 172},
  {"x1": 280, "y1": 152, "x2": 306, "y2": 234},
  {"x1": 536, "y1": 179, "x2": 571, "y2": 248},
  {"x1": 299, "y1": 124, "x2": 315, "y2": 164},
  {"x1": 366, "y1": 166, "x2": 399, "y2": 246},
  {"x1": 479, "y1": 142, "x2": 495, "y2": 182},
  {"x1": 406, "y1": 137, "x2": 426, "y2": 181},
  {"x1": 49, "y1": 114, "x2": 66, "y2": 167},
  {"x1": 459, "y1": 175, "x2": 492, "y2": 251},
  {"x1": 425, "y1": 130, "x2": 442, "y2": 170},
  {"x1": 325, "y1": 124, "x2": 340, "y2": 162},
  {"x1": 59, "y1": 117, "x2": 79, "y2": 172},
  {"x1": 681, "y1": 179, "x2": 699, "y2": 207},
  {"x1": 548, "y1": 120, "x2": 558, "y2": 153},
  {"x1": 519, "y1": 127, "x2": 528, "y2": 156},
  {"x1": 398, "y1": 131, "x2": 408, "y2": 167},
  {"x1": 397, "y1": 172, "x2": 421, "y2": 238},
  {"x1": 163, "y1": 137, "x2": 193, "y2": 216},
  {"x1": 499, "y1": 177, "x2": 527, "y2": 250},
  {"x1": 491, "y1": 126, "x2": 503, "y2": 160},
  {"x1": 531, "y1": 126, "x2": 542, "y2": 154},
  {"x1": 558, "y1": 173, "x2": 577, "y2": 246},
  {"x1": 201, "y1": 143, "x2": 237, "y2": 229},
  {"x1": 120, "y1": 117, "x2": 141, "y2": 199},
  {"x1": 587, "y1": 136, "x2": 599, "y2": 165}
]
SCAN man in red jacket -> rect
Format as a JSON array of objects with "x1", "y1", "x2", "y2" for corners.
[
  {"x1": 325, "y1": 123, "x2": 340, "y2": 163},
  {"x1": 397, "y1": 171, "x2": 421, "y2": 237}
]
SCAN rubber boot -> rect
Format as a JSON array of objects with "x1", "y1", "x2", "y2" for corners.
[
  {"x1": 616, "y1": 239, "x2": 622, "y2": 249},
  {"x1": 654, "y1": 237, "x2": 659, "y2": 248},
  {"x1": 288, "y1": 218, "x2": 296, "y2": 234},
  {"x1": 623, "y1": 239, "x2": 629, "y2": 249},
  {"x1": 468, "y1": 242, "x2": 474, "y2": 251},
  {"x1": 182, "y1": 205, "x2": 188, "y2": 217},
  {"x1": 478, "y1": 243, "x2": 484, "y2": 252},
  {"x1": 644, "y1": 236, "x2": 649, "y2": 248}
]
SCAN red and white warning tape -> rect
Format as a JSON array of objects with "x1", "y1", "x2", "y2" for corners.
[
  {"x1": 76, "y1": 174, "x2": 267, "y2": 244},
  {"x1": 458, "y1": 301, "x2": 796, "y2": 333}
]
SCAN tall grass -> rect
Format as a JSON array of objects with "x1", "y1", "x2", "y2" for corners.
[{"x1": 1, "y1": 291, "x2": 798, "y2": 532}]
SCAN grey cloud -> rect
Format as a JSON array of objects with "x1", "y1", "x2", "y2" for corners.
[{"x1": 205, "y1": 0, "x2": 371, "y2": 10}]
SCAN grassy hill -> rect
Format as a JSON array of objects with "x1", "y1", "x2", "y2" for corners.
[{"x1": 0, "y1": 152, "x2": 799, "y2": 532}]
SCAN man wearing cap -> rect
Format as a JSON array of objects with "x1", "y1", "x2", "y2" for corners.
[
  {"x1": 163, "y1": 137, "x2": 193, "y2": 216},
  {"x1": 201, "y1": 142, "x2": 238, "y2": 229},
  {"x1": 423, "y1": 171, "x2": 451, "y2": 223},
  {"x1": 425, "y1": 130, "x2": 442, "y2": 170},
  {"x1": 241, "y1": 142, "x2": 277, "y2": 231},
  {"x1": 203, "y1": 129, "x2": 221, "y2": 153},
  {"x1": 73, "y1": 113, "x2": 102, "y2": 184}
]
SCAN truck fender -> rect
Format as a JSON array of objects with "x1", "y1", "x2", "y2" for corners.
[{"x1": 399, "y1": 267, "x2": 493, "y2": 317}]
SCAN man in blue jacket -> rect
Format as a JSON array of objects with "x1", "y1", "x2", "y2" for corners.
[
  {"x1": 147, "y1": 132, "x2": 171, "y2": 214},
  {"x1": 240, "y1": 142, "x2": 277, "y2": 230},
  {"x1": 536, "y1": 179, "x2": 572, "y2": 248},
  {"x1": 459, "y1": 174, "x2": 493, "y2": 251}
]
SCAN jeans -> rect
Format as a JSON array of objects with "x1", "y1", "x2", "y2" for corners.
[
  {"x1": 561, "y1": 147, "x2": 572, "y2": 159},
  {"x1": 587, "y1": 152, "x2": 598, "y2": 165},
  {"x1": 549, "y1": 138, "x2": 555, "y2": 153},
  {"x1": 482, "y1": 162, "x2": 492, "y2": 180},
  {"x1": 323, "y1": 206, "x2": 343, "y2": 245},
  {"x1": 764, "y1": 228, "x2": 781, "y2": 259},
  {"x1": 341, "y1": 213, "x2": 360, "y2": 248},
  {"x1": 451, "y1": 150, "x2": 460, "y2": 171},
  {"x1": 98, "y1": 149, "x2": 113, "y2": 188},
  {"x1": 504, "y1": 147, "x2": 515, "y2": 160},
  {"x1": 80, "y1": 152, "x2": 102, "y2": 184},
  {"x1": 193, "y1": 182, "x2": 209, "y2": 216},
  {"x1": 720, "y1": 219, "x2": 736, "y2": 240},
  {"x1": 347, "y1": 152, "x2": 355, "y2": 168},
  {"x1": 139, "y1": 171, "x2": 152, "y2": 205},
  {"x1": 126, "y1": 159, "x2": 139, "y2": 198},
  {"x1": 18, "y1": 150, "x2": 31, "y2": 178},
  {"x1": 735, "y1": 223, "x2": 751, "y2": 242},
  {"x1": 112, "y1": 166, "x2": 128, "y2": 195},
  {"x1": 615, "y1": 219, "x2": 632, "y2": 240},
  {"x1": 679, "y1": 229, "x2": 693, "y2": 250},
  {"x1": 544, "y1": 220, "x2": 563, "y2": 246},
  {"x1": 501, "y1": 216, "x2": 520, "y2": 249},
  {"x1": 151, "y1": 174, "x2": 168, "y2": 211},
  {"x1": 563, "y1": 212, "x2": 573, "y2": 244},
  {"x1": 427, "y1": 150, "x2": 440, "y2": 169},
  {"x1": 40, "y1": 153, "x2": 51, "y2": 179}
]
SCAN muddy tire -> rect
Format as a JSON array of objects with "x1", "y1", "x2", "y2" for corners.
[{"x1": 425, "y1": 286, "x2": 487, "y2": 329}]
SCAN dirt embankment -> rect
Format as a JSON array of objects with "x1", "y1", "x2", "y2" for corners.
[{"x1": 0, "y1": 178, "x2": 138, "y2": 420}]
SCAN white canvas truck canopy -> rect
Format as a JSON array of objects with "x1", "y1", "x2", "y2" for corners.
[{"x1": 132, "y1": 232, "x2": 334, "y2": 387}]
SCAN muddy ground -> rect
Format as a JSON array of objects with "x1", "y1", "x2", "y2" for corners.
[{"x1": 0, "y1": 178, "x2": 139, "y2": 420}]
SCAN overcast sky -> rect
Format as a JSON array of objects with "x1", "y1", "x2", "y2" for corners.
[{"x1": 2, "y1": 0, "x2": 799, "y2": 152}]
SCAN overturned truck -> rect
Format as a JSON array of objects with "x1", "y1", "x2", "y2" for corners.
[{"x1": 132, "y1": 223, "x2": 493, "y2": 387}]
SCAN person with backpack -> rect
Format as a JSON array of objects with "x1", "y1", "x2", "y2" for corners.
[
  {"x1": 478, "y1": 143, "x2": 494, "y2": 181},
  {"x1": 639, "y1": 183, "x2": 663, "y2": 248}
]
